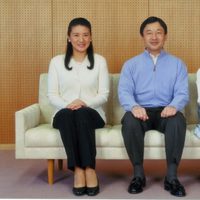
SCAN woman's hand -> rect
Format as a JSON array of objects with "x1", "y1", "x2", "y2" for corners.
[{"x1": 67, "y1": 99, "x2": 87, "y2": 110}]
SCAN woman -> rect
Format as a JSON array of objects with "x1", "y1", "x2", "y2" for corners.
[
  {"x1": 195, "y1": 68, "x2": 200, "y2": 138},
  {"x1": 47, "y1": 17, "x2": 109, "y2": 196}
]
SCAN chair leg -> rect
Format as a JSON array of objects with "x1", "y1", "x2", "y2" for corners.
[
  {"x1": 57, "y1": 159, "x2": 63, "y2": 170},
  {"x1": 47, "y1": 159, "x2": 54, "y2": 185}
]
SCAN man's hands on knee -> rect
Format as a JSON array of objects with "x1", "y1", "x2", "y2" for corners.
[
  {"x1": 132, "y1": 106, "x2": 149, "y2": 121},
  {"x1": 161, "y1": 106, "x2": 177, "y2": 118}
]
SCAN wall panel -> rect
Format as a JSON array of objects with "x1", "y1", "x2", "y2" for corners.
[
  {"x1": 1, "y1": 0, "x2": 200, "y2": 144},
  {"x1": 149, "y1": 0, "x2": 200, "y2": 73},
  {"x1": 0, "y1": 0, "x2": 52, "y2": 143},
  {"x1": 52, "y1": 0, "x2": 148, "y2": 73}
]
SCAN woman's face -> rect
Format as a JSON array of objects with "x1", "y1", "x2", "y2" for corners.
[{"x1": 68, "y1": 25, "x2": 92, "y2": 54}]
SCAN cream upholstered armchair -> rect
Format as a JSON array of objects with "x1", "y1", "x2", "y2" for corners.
[{"x1": 15, "y1": 73, "x2": 200, "y2": 184}]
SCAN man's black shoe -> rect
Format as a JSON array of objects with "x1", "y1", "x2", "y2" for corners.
[
  {"x1": 164, "y1": 177, "x2": 186, "y2": 197},
  {"x1": 128, "y1": 177, "x2": 146, "y2": 194}
]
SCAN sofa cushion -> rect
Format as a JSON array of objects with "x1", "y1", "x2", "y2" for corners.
[
  {"x1": 25, "y1": 124, "x2": 199, "y2": 148},
  {"x1": 111, "y1": 74, "x2": 125, "y2": 125},
  {"x1": 25, "y1": 124, "x2": 123, "y2": 148},
  {"x1": 25, "y1": 124, "x2": 63, "y2": 147},
  {"x1": 96, "y1": 125, "x2": 124, "y2": 147}
]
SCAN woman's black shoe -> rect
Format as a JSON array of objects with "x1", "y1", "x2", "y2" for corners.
[
  {"x1": 86, "y1": 185, "x2": 99, "y2": 196},
  {"x1": 72, "y1": 186, "x2": 86, "y2": 196}
]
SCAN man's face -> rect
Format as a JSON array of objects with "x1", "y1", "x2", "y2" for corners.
[{"x1": 142, "y1": 22, "x2": 167, "y2": 55}]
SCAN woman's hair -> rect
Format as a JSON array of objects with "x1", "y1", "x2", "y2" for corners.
[
  {"x1": 65, "y1": 17, "x2": 94, "y2": 70},
  {"x1": 140, "y1": 16, "x2": 168, "y2": 36}
]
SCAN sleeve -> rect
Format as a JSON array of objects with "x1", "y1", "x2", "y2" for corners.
[
  {"x1": 168, "y1": 60, "x2": 189, "y2": 111},
  {"x1": 86, "y1": 57, "x2": 110, "y2": 108},
  {"x1": 196, "y1": 68, "x2": 200, "y2": 104},
  {"x1": 118, "y1": 62, "x2": 139, "y2": 111},
  {"x1": 47, "y1": 58, "x2": 69, "y2": 109}
]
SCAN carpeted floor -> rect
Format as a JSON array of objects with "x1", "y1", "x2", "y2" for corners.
[{"x1": 0, "y1": 150, "x2": 200, "y2": 199}]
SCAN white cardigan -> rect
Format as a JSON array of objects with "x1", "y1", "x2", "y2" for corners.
[
  {"x1": 197, "y1": 69, "x2": 200, "y2": 104},
  {"x1": 47, "y1": 53, "x2": 110, "y2": 122}
]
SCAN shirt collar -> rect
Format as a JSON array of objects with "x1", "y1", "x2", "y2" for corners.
[
  {"x1": 69, "y1": 55, "x2": 90, "y2": 68},
  {"x1": 144, "y1": 49, "x2": 166, "y2": 59},
  {"x1": 149, "y1": 53, "x2": 159, "y2": 65}
]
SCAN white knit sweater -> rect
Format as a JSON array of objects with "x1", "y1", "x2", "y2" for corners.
[{"x1": 47, "y1": 53, "x2": 110, "y2": 122}]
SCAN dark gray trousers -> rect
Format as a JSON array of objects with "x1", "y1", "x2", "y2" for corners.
[
  {"x1": 53, "y1": 107, "x2": 105, "y2": 171},
  {"x1": 121, "y1": 107, "x2": 186, "y2": 180}
]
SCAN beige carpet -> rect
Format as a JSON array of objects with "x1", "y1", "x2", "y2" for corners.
[{"x1": 0, "y1": 150, "x2": 200, "y2": 199}]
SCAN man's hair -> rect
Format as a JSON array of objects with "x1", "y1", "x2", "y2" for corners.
[{"x1": 140, "y1": 16, "x2": 168, "y2": 36}]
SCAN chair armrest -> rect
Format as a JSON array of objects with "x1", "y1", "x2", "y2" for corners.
[
  {"x1": 15, "y1": 103, "x2": 41, "y2": 158},
  {"x1": 15, "y1": 103, "x2": 41, "y2": 130}
]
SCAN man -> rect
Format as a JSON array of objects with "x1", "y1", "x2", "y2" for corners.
[{"x1": 118, "y1": 16, "x2": 189, "y2": 197}]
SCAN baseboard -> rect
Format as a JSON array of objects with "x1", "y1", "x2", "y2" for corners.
[{"x1": 0, "y1": 144, "x2": 15, "y2": 150}]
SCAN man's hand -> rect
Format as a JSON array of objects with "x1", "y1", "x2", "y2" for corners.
[
  {"x1": 132, "y1": 106, "x2": 149, "y2": 121},
  {"x1": 67, "y1": 99, "x2": 86, "y2": 110},
  {"x1": 161, "y1": 106, "x2": 177, "y2": 118}
]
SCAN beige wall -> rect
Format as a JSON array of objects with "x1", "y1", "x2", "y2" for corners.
[{"x1": 0, "y1": 0, "x2": 199, "y2": 144}]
